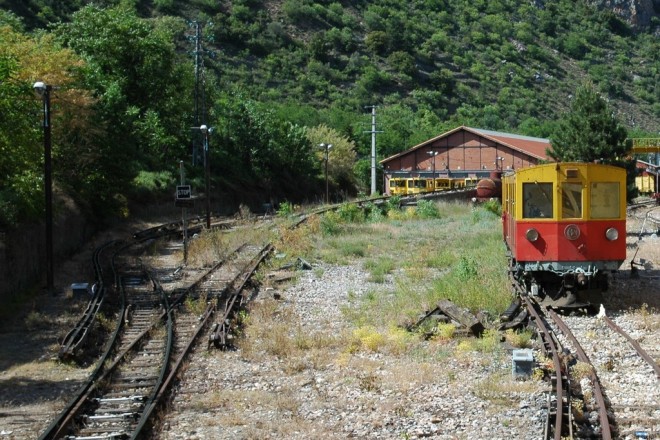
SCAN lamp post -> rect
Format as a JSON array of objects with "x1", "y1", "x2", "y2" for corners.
[
  {"x1": 427, "y1": 151, "x2": 438, "y2": 188},
  {"x1": 33, "y1": 81, "x2": 54, "y2": 294},
  {"x1": 200, "y1": 125, "x2": 211, "y2": 229},
  {"x1": 319, "y1": 143, "x2": 332, "y2": 203}
]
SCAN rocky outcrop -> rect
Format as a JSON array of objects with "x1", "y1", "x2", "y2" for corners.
[{"x1": 590, "y1": 0, "x2": 659, "y2": 28}]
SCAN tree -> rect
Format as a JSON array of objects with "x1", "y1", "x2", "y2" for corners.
[
  {"x1": 548, "y1": 82, "x2": 629, "y2": 163},
  {"x1": 306, "y1": 124, "x2": 358, "y2": 198},
  {"x1": 54, "y1": 6, "x2": 193, "y2": 171},
  {"x1": 0, "y1": 22, "x2": 94, "y2": 227}
]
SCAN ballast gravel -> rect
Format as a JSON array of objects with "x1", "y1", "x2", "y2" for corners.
[
  {"x1": 155, "y1": 231, "x2": 660, "y2": 439},
  {"x1": 156, "y1": 264, "x2": 551, "y2": 440}
]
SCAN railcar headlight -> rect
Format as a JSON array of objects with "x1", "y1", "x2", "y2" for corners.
[
  {"x1": 605, "y1": 227, "x2": 619, "y2": 241},
  {"x1": 525, "y1": 228, "x2": 539, "y2": 242},
  {"x1": 564, "y1": 224, "x2": 580, "y2": 241}
]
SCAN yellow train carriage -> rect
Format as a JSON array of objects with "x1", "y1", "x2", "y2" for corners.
[
  {"x1": 389, "y1": 178, "x2": 408, "y2": 196},
  {"x1": 635, "y1": 175, "x2": 656, "y2": 195},
  {"x1": 433, "y1": 177, "x2": 454, "y2": 191},
  {"x1": 407, "y1": 178, "x2": 433, "y2": 194}
]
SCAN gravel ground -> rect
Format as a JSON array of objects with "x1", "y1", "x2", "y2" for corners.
[
  {"x1": 154, "y1": 213, "x2": 659, "y2": 440},
  {"x1": 1, "y1": 206, "x2": 658, "y2": 440}
]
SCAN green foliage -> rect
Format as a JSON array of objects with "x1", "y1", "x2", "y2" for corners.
[
  {"x1": 415, "y1": 200, "x2": 440, "y2": 219},
  {"x1": 0, "y1": 0, "x2": 658, "y2": 230},
  {"x1": 364, "y1": 257, "x2": 395, "y2": 283},
  {"x1": 481, "y1": 200, "x2": 502, "y2": 217},
  {"x1": 455, "y1": 256, "x2": 479, "y2": 282},
  {"x1": 320, "y1": 210, "x2": 342, "y2": 235},
  {"x1": 337, "y1": 202, "x2": 365, "y2": 223},
  {"x1": 132, "y1": 171, "x2": 175, "y2": 194},
  {"x1": 277, "y1": 201, "x2": 296, "y2": 217},
  {"x1": 549, "y1": 82, "x2": 629, "y2": 163}
]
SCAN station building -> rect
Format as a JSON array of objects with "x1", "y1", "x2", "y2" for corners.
[{"x1": 380, "y1": 126, "x2": 551, "y2": 194}]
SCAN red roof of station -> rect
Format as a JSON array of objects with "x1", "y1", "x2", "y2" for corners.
[{"x1": 380, "y1": 126, "x2": 552, "y2": 164}]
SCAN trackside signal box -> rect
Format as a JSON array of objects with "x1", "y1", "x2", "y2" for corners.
[{"x1": 512, "y1": 349, "x2": 534, "y2": 378}]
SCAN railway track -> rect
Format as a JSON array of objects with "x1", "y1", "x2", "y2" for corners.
[
  {"x1": 522, "y1": 291, "x2": 660, "y2": 440},
  {"x1": 549, "y1": 310, "x2": 660, "y2": 439},
  {"x1": 58, "y1": 240, "x2": 122, "y2": 361},
  {"x1": 38, "y1": 222, "x2": 274, "y2": 439}
]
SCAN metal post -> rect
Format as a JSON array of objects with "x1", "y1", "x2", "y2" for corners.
[
  {"x1": 201, "y1": 125, "x2": 211, "y2": 228},
  {"x1": 180, "y1": 161, "x2": 188, "y2": 263},
  {"x1": 34, "y1": 82, "x2": 54, "y2": 294},
  {"x1": 370, "y1": 106, "x2": 376, "y2": 196},
  {"x1": 319, "y1": 143, "x2": 332, "y2": 204},
  {"x1": 205, "y1": 133, "x2": 210, "y2": 228},
  {"x1": 363, "y1": 106, "x2": 383, "y2": 196},
  {"x1": 428, "y1": 151, "x2": 437, "y2": 189}
]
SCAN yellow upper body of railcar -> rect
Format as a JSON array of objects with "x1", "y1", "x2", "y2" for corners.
[{"x1": 502, "y1": 162, "x2": 627, "y2": 222}]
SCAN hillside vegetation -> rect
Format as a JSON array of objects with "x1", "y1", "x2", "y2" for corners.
[{"x1": 0, "y1": 0, "x2": 658, "y2": 227}]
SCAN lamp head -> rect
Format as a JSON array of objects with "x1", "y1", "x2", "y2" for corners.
[
  {"x1": 200, "y1": 124, "x2": 208, "y2": 134},
  {"x1": 33, "y1": 81, "x2": 48, "y2": 96}
]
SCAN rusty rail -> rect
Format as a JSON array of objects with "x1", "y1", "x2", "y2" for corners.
[
  {"x1": 547, "y1": 309, "x2": 612, "y2": 440},
  {"x1": 601, "y1": 315, "x2": 660, "y2": 380}
]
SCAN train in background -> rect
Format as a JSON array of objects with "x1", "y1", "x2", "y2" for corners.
[
  {"x1": 389, "y1": 176, "x2": 479, "y2": 196},
  {"x1": 501, "y1": 162, "x2": 627, "y2": 307}
]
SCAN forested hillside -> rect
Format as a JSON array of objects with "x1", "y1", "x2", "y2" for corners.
[{"x1": 0, "y1": 0, "x2": 658, "y2": 227}]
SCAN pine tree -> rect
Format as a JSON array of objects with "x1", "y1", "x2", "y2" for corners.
[{"x1": 548, "y1": 82, "x2": 630, "y2": 163}]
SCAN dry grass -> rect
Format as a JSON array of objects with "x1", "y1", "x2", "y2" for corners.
[
  {"x1": 472, "y1": 371, "x2": 543, "y2": 405},
  {"x1": 237, "y1": 299, "x2": 342, "y2": 363}
]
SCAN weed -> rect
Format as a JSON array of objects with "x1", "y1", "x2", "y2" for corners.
[
  {"x1": 350, "y1": 326, "x2": 385, "y2": 352},
  {"x1": 364, "y1": 257, "x2": 395, "y2": 283},
  {"x1": 25, "y1": 310, "x2": 49, "y2": 330},
  {"x1": 436, "y1": 322, "x2": 456, "y2": 341},
  {"x1": 358, "y1": 371, "x2": 381, "y2": 392},
  {"x1": 320, "y1": 211, "x2": 342, "y2": 235},
  {"x1": 337, "y1": 203, "x2": 365, "y2": 223},
  {"x1": 504, "y1": 329, "x2": 534, "y2": 348},
  {"x1": 185, "y1": 291, "x2": 212, "y2": 316},
  {"x1": 570, "y1": 361, "x2": 593, "y2": 381},
  {"x1": 455, "y1": 256, "x2": 479, "y2": 281},
  {"x1": 277, "y1": 201, "x2": 296, "y2": 217},
  {"x1": 416, "y1": 199, "x2": 441, "y2": 219}
]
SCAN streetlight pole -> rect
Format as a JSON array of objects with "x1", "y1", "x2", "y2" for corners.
[
  {"x1": 33, "y1": 81, "x2": 54, "y2": 295},
  {"x1": 200, "y1": 125, "x2": 211, "y2": 229},
  {"x1": 319, "y1": 143, "x2": 332, "y2": 204},
  {"x1": 427, "y1": 150, "x2": 438, "y2": 190}
]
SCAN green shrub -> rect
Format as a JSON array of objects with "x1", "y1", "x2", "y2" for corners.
[
  {"x1": 337, "y1": 202, "x2": 364, "y2": 223},
  {"x1": 321, "y1": 210, "x2": 342, "y2": 235},
  {"x1": 455, "y1": 256, "x2": 478, "y2": 281},
  {"x1": 277, "y1": 201, "x2": 295, "y2": 217},
  {"x1": 416, "y1": 200, "x2": 440, "y2": 219}
]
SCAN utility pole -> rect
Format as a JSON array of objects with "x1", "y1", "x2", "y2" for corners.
[
  {"x1": 180, "y1": 161, "x2": 188, "y2": 263},
  {"x1": 34, "y1": 82, "x2": 54, "y2": 294},
  {"x1": 189, "y1": 21, "x2": 210, "y2": 167},
  {"x1": 364, "y1": 106, "x2": 383, "y2": 196}
]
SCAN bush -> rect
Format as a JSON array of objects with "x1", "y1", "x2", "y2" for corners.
[
  {"x1": 416, "y1": 200, "x2": 440, "y2": 219},
  {"x1": 337, "y1": 202, "x2": 365, "y2": 223}
]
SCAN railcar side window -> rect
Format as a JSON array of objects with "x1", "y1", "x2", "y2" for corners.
[
  {"x1": 523, "y1": 182, "x2": 553, "y2": 218},
  {"x1": 591, "y1": 182, "x2": 620, "y2": 218},
  {"x1": 561, "y1": 183, "x2": 583, "y2": 219}
]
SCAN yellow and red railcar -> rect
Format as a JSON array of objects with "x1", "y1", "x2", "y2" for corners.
[{"x1": 502, "y1": 162, "x2": 626, "y2": 306}]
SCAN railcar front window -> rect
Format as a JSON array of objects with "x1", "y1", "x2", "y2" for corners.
[
  {"x1": 591, "y1": 182, "x2": 620, "y2": 218},
  {"x1": 561, "y1": 183, "x2": 583, "y2": 219},
  {"x1": 523, "y1": 182, "x2": 553, "y2": 218}
]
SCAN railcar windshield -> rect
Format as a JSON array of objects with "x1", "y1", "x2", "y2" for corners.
[
  {"x1": 523, "y1": 182, "x2": 553, "y2": 218},
  {"x1": 590, "y1": 182, "x2": 620, "y2": 218},
  {"x1": 561, "y1": 183, "x2": 583, "y2": 219}
]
